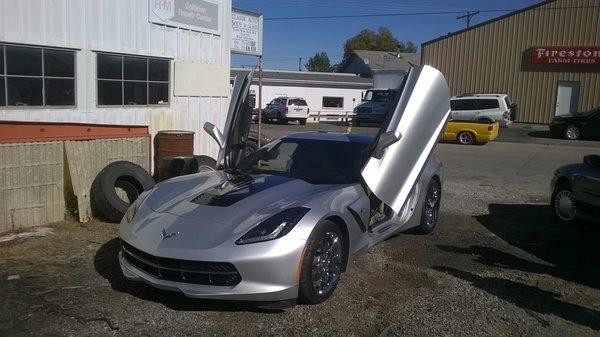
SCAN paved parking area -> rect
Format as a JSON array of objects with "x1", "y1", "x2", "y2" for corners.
[
  {"x1": 1, "y1": 122, "x2": 600, "y2": 336},
  {"x1": 253, "y1": 121, "x2": 600, "y2": 148}
]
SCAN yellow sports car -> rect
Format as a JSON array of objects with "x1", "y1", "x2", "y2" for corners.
[{"x1": 442, "y1": 121, "x2": 499, "y2": 145}]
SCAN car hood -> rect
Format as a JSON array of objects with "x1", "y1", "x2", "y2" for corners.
[
  {"x1": 123, "y1": 170, "x2": 340, "y2": 251},
  {"x1": 357, "y1": 101, "x2": 390, "y2": 112}
]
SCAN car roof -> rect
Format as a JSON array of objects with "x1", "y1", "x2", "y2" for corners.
[
  {"x1": 282, "y1": 131, "x2": 374, "y2": 144},
  {"x1": 277, "y1": 96, "x2": 306, "y2": 100},
  {"x1": 451, "y1": 93, "x2": 508, "y2": 99}
]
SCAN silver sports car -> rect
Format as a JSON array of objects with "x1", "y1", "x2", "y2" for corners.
[{"x1": 119, "y1": 65, "x2": 451, "y2": 306}]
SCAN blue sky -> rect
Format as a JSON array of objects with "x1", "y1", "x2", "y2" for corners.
[{"x1": 231, "y1": 0, "x2": 540, "y2": 70}]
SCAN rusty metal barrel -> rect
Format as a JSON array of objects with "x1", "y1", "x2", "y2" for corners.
[{"x1": 154, "y1": 130, "x2": 194, "y2": 181}]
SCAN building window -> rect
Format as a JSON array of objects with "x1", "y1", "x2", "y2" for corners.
[
  {"x1": 0, "y1": 44, "x2": 75, "y2": 107},
  {"x1": 97, "y1": 53, "x2": 169, "y2": 106},
  {"x1": 323, "y1": 96, "x2": 344, "y2": 108}
]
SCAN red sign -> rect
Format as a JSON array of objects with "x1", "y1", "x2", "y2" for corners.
[{"x1": 531, "y1": 46, "x2": 600, "y2": 65}]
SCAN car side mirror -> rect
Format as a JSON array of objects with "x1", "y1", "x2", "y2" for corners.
[
  {"x1": 583, "y1": 154, "x2": 600, "y2": 168},
  {"x1": 204, "y1": 122, "x2": 225, "y2": 149},
  {"x1": 372, "y1": 130, "x2": 401, "y2": 159}
]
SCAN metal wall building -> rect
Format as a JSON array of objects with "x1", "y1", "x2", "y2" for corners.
[
  {"x1": 0, "y1": 0, "x2": 233, "y2": 159},
  {"x1": 421, "y1": 0, "x2": 600, "y2": 124}
]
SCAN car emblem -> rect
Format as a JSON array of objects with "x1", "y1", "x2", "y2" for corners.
[{"x1": 161, "y1": 228, "x2": 179, "y2": 240}]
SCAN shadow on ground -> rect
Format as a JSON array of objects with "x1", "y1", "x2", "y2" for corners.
[
  {"x1": 527, "y1": 130, "x2": 555, "y2": 139},
  {"x1": 433, "y1": 266, "x2": 600, "y2": 330},
  {"x1": 93, "y1": 238, "x2": 287, "y2": 313},
  {"x1": 475, "y1": 203, "x2": 600, "y2": 289},
  {"x1": 436, "y1": 203, "x2": 600, "y2": 330}
]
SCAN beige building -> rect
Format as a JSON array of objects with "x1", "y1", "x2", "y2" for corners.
[{"x1": 421, "y1": 0, "x2": 600, "y2": 124}]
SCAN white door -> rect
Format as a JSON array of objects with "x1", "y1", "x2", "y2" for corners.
[{"x1": 555, "y1": 82, "x2": 580, "y2": 116}]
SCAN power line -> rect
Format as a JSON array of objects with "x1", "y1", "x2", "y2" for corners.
[
  {"x1": 263, "y1": 5, "x2": 600, "y2": 21},
  {"x1": 457, "y1": 11, "x2": 480, "y2": 28}
]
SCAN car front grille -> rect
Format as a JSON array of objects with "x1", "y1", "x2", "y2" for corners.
[
  {"x1": 356, "y1": 106, "x2": 372, "y2": 114},
  {"x1": 121, "y1": 240, "x2": 242, "y2": 287}
]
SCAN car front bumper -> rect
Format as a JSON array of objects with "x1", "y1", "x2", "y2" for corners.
[
  {"x1": 119, "y1": 236, "x2": 306, "y2": 302},
  {"x1": 354, "y1": 113, "x2": 386, "y2": 123}
]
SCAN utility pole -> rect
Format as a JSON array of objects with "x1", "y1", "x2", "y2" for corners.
[
  {"x1": 258, "y1": 56, "x2": 263, "y2": 147},
  {"x1": 457, "y1": 11, "x2": 479, "y2": 28},
  {"x1": 298, "y1": 57, "x2": 302, "y2": 71}
]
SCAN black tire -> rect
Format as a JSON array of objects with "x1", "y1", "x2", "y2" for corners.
[
  {"x1": 277, "y1": 112, "x2": 287, "y2": 125},
  {"x1": 564, "y1": 125, "x2": 581, "y2": 140},
  {"x1": 551, "y1": 181, "x2": 578, "y2": 225},
  {"x1": 457, "y1": 131, "x2": 476, "y2": 145},
  {"x1": 91, "y1": 161, "x2": 155, "y2": 223},
  {"x1": 298, "y1": 221, "x2": 344, "y2": 305},
  {"x1": 299, "y1": 119, "x2": 307, "y2": 125},
  {"x1": 413, "y1": 178, "x2": 442, "y2": 235},
  {"x1": 181, "y1": 155, "x2": 217, "y2": 174},
  {"x1": 242, "y1": 140, "x2": 259, "y2": 158}
]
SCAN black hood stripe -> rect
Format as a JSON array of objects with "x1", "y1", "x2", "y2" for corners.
[{"x1": 191, "y1": 173, "x2": 295, "y2": 207}]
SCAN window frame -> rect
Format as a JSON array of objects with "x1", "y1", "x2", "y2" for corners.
[
  {"x1": 96, "y1": 52, "x2": 171, "y2": 108},
  {"x1": 0, "y1": 43, "x2": 77, "y2": 109},
  {"x1": 322, "y1": 96, "x2": 344, "y2": 109}
]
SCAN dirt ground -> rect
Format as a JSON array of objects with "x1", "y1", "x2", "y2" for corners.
[{"x1": 1, "y1": 181, "x2": 600, "y2": 336}]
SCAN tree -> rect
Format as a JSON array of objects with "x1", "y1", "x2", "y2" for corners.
[
  {"x1": 343, "y1": 27, "x2": 417, "y2": 55},
  {"x1": 305, "y1": 52, "x2": 333, "y2": 72}
]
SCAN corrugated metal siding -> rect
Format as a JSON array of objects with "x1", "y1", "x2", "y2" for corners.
[
  {"x1": 64, "y1": 137, "x2": 150, "y2": 222},
  {"x1": 0, "y1": 142, "x2": 64, "y2": 232},
  {"x1": 422, "y1": 0, "x2": 600, "y2": 124},
  {"x1": 0, "y1": 0, "x2": 232, "y2": 160}
]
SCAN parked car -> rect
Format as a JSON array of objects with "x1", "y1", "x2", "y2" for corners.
[
  {"x1": 118, "y1": 66, "x2": 450, "y2": 306},
  {"x1": 353, "y1": 88, "x2": 398, "y2": 126},
  {"x1": 450, "y1": 93, "x2": 516, "y2": 127},
  {"x1": 549, "y1": 107, "x2": 600, "y2": 140},
  {"x1": 442, "y1": 121, "x2": 499, "y2": 145},
  {"x1": 263, "y1": 97, "x2": 309, "y2": 125},
  {"x1": 551, "y1": 154, "x2": 600, "y2": 225}
]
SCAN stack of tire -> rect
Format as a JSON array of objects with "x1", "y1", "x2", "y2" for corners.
[
  {"x1": 91, "y1": 156, "x2": 217, "y2": 223},
  {"x1": 91, "y1": 161, "x2": 155, "y2": 223}
]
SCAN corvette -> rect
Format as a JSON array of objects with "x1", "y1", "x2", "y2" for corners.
[{"x1": 119, "y1": 65, "x2": 451, "y2": 306}]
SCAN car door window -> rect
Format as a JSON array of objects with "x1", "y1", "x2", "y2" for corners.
[
  {"x1": 475, "y1": 99, "x2": 500, "y2": 110},
  {"x1": 451, "y1": 99, "x2": 479, "y2": 111}
]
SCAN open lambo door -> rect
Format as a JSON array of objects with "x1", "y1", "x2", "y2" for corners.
[
  {"x1": 361, "y1": 65, "x2": 451, "y2": 214},
  {"x1": 204, "y1": 71, "x2": 254, "y2": 169}
]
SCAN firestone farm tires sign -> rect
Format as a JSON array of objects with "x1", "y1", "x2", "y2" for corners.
[
  {"x1": 531, "y1": 46, "x2": 600, "y2": 65},
  {"x1": 149, "y1": 0, "x2": 222, "y2": 35},
  {"x1": 231, "y1": 8, "x2": 263, "y2": 56}
]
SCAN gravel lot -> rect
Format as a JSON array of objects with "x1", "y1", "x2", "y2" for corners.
[{"x1": 1, "y1": 124, "x2": 600, "y2": 336}]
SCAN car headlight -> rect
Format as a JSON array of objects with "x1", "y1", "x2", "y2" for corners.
[
  {"x1": 235, "y1": 207, "x2": 310, "y2": 245},
  {"x1": 124, "y1": 189, "x2": 152, "y2": 223}
]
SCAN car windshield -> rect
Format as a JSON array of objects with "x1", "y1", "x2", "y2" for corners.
[
  {"x1": 236, "y1": 138, "x2": 371, "y2": 184},
  {"x1": 364, "y1": 90, "x2": 393, "y2": 102}
]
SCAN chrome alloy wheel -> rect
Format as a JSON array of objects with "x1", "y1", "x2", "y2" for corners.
[
  {"x1": 554, "y1": 190, "x2": 576, "y2": 221},
  {"x1": 424, "y1": 182, "x2": 441, "y2": 227},
  {"x1": 564, "y1": 126, "x2": 580, "y2": 140},
  {"x1": 458, "y1": 132, "x2": 474, "y2": 145},
  {"x1": 311, "y1": 231, "x2": 342, "y2": 296}
]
